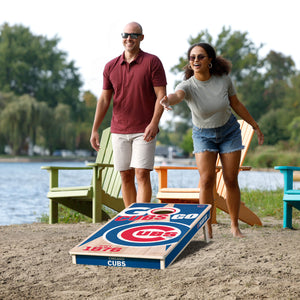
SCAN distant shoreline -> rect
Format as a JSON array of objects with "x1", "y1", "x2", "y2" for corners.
[
  {"x1": 0, "y1": 156, "x2": 94, "y2": 163},
  {"x1": 0, "y1": 156, "x2": 278, "y2": 172}
]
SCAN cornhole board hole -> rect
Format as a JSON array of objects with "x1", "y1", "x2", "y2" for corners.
[{"x1": 70, "y1": 203, "x2": 211, "y2": 269}]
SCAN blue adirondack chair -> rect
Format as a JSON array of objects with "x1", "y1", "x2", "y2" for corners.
[
  {"x1": 42, "y1": 128, "x2": 124, "y2": 224},
  {"x1": 275, "y1": 166, "x2": 300, "y2": 229}
]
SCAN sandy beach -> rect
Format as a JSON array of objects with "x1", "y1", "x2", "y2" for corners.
[{"x1": 1, "y1": 216, "x2": 299, "y2": 300}]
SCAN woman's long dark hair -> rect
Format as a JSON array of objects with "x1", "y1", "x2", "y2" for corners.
[{"x1": 184, "y1": 43, "x2": 232, "y2": 80}]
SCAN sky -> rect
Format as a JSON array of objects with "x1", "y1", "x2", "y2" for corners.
[{"x1": 1, "y1": 0, "x2": 300, "y2": 100}]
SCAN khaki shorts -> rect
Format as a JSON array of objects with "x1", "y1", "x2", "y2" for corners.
[{"x1": 111, "y1": 133, "x2": 156, "y2": 171}]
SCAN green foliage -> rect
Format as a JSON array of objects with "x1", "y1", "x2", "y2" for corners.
[
  {"x1": 0, "y1": 94, "x2": 47, "y2": 154},
  {"x1": 288, "y1": 116, "x2": 300, "y2": 149},
  {"x1": 156, "y1": 129, "x2": 171, "y2": 146},
  {"x1": 214, "y1": 27, "x2": 262, "y2": 83},
  {"x1": 258, "y1": 109, "x2": 290, "y2": 145},
  {"x1": 0, "y1": 24, "x2": 115, "y2": 155},
  {"x1": 244, "y1": 146, "x2": 300, "y2": 168},
  {"x1": 263, "y1": 50, "x2": 296, "y2": 82},
  {"x1": 237, "y1": 72, "x2": 266, "y2": 120},
  {"x1": 0, "y1": 23, "x2": 82, "y2": 115},
  {"x1": 52, "y1": 104, "x2": 77, "y2": 150},
  {"x1": 38, "y1": 205, "x2": 92, "y2": 223},
  {"x1": 283, "y1": 73, "x2": 300, "y2": 112},
  {"x1": 180, "y1": 128, "x2": 193, "y2": 154}
]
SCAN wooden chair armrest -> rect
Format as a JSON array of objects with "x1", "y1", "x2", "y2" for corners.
[
  {"x1": 41, "y1": 166, "x2": 93, "y2": 189},
  {"x1": 239, "y1": 166, "x2": 252, "y2": 171},
  {"x1": 154, "y1": 165, "x2": 251, "y2": 171},
  {"x1": 154, "y1": 165, "x2": 197, "y2": 171},
  {"x1": 275, "y1": 166, "x2": 300, "y2": 172},
  {"x1": 154, "y1": 164, "x2": 252, "y2": 190},
  {"x1": 154, "y1": 165, "x2": 224, "y2": 190},
  {"x1": 154, "y1": 165, "x2": 222, "y2": 171},
  {"x1": 86, "y1": 163, "x2": 114, "y2": 168},
  {"x1": 154, "y1": 165, "x2": 197, "y2": 190},
  {"x1": 41, "y1": 166, "x2": 92, "y2": 170},
  {"x1": 274, "y1": 166, "x2": 300, "y2": 191}
]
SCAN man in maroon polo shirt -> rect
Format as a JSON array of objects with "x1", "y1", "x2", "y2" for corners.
[{"x1": 90, "y1": 22, "x2": 167, "y2": 207}]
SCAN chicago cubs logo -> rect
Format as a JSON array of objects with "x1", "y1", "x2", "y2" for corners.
[
  {"x1": 104, "y1": 222, "x2": 189, "y2": 247},
  {"x1": 119, "y1": 225, "x2": 180, "y2": 242}
]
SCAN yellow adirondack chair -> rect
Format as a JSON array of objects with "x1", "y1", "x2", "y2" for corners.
[
  {"x1": 154, "y1": 120, "x2": 262, "y2": 226},
  {"x1": 42, "y1": 128, "x2": 124, "y2": 224}
]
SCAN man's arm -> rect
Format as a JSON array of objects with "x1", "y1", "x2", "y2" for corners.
[
  {"x1": 90, "y1": 89, "x2": 113, "y2": 151},
  {"x1": 143, "y1": 86, "x2": 166, "y2": 142}
]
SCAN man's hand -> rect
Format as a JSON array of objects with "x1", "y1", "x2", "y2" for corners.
[
  {"x1": 90, "y1": 131, "x2": 100, "y2": 151},
  {"x1": 143, "y1": 124, "x2": 158, "y2": 142}
]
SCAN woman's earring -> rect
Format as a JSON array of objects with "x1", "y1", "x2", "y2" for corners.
[
  {"x1": 208, "y1": 63, "x2": 212, "y2": 69},
  {"x1": 188, "y1": 64, "x2": 192, "y2": 70}
]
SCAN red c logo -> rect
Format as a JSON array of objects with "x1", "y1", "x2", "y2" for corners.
[{"x1": 119, "y1": 225, "x2": 180, "y2": 243}]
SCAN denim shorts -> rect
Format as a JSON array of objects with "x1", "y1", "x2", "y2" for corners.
[{"x1": 192, "y1": 114, "x2": 244, "y2": 154}]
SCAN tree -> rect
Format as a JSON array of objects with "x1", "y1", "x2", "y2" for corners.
[
  {"x1": 214, "y1": 27, "x2": 263, "y2": 83},
  {"x1": 0, "y1": 94, "x2": 47, "y2": 154},
  {"x1": 74, "y1": 90, "x2": 113, "y2": 150},
  {"x1": 263, "y1": 51, "x2": 296, "y2": 83},
  {"x1": 258, "y1": 108, "x2": 290, "y2": 145},
  {"x1": 51, "y1": 104, "x2": 76, "y2": 151},
  {"x1": 0, "y1": 23, "x2": 82, "y2": 117},
  {"x1": 180, "y1": 128, "x2": 193, "y2": 155},
  {"x1": 288, "y1": 116, "x2": 300, "y2": 150},
  {"x1": 260, "y1": 51, "x2": 297, "y2": 113},
  {"x1": 237, "y1": 71, "x2": 266, "y2": 120},
  {"x1": 282, "y1": 73, "x2": 300, "y2": 115}
]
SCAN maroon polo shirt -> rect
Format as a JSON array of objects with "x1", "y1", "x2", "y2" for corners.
[{"x1": 103, "y1": 50, "x2": 167, "y2": 134}]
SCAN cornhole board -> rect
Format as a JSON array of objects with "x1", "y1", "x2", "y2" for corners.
[{"x1": 69, "y1": 203, "x2": 211, "y2": 269}]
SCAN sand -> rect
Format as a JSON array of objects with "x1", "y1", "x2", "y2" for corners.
[{"x1": 0, "y1": 216, "x2": 299, "y2": 300}]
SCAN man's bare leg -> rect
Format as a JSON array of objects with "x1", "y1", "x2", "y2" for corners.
[
  {"x1": 135, "y1": 168, "x2": 152, "y2": 203},
  {"x1": 120, "y1": 169, "x2": 136, "y2": 207}
]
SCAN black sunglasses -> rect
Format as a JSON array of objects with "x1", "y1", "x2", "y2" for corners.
[
  {"x1": 189, "y1": 55, "x2": 207, "y2": 61},
  {"x1": 121, "y1": 33, "x2": 142, "y2": 39}
]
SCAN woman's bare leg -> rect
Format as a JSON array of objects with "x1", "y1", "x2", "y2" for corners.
[
  {"x1": 220, "y1": 150, "x2": 245, "y2": 237},
  {"x1": 195, "y1": 151, "x2": 218, "y2": 238}
]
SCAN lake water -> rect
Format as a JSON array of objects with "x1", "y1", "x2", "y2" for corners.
[{"x1": 0, "y1": 161, "x2": 299, "y2": 226}]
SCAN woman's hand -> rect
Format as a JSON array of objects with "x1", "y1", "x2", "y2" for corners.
[
  {"x1": 255, "y1": 127, "x2": 264, "y2": 145},
  {"x1": 160, "y1": 96, "x2": 172, "y2": 111}
]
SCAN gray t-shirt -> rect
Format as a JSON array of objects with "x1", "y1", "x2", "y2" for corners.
[{"x1": 175, "y1": 75, "x2": 236, "y2": 128}]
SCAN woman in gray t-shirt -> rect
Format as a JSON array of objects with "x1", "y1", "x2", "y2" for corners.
[{"x1": 161, "y1": 43, "x2": 264, "y2": 238}]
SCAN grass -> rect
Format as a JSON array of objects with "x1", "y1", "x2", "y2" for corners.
[
  {"x1": 224, "y1": 188, "x2": 299, "y2": 229},
  {"x1": 38, "y1": 207, "x2": 92, "y2": 224},
  {"x1": 38, "y1": 205, "x2": 114, "y2": 224},
  {"x1": 38, "y1": 188, "x2": 300, "y2": 227},
  {"x1": 240, "y1": 188, "x2": 286, "y2": 219}
]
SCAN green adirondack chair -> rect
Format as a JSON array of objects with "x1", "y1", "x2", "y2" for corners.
[{"x1": 41, "y1": 127, "x2": 124, "y2": 224}]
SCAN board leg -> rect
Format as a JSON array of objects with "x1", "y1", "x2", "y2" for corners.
[{"x1": 203, "y1": 223, "x2": 210, "y2": 243}]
